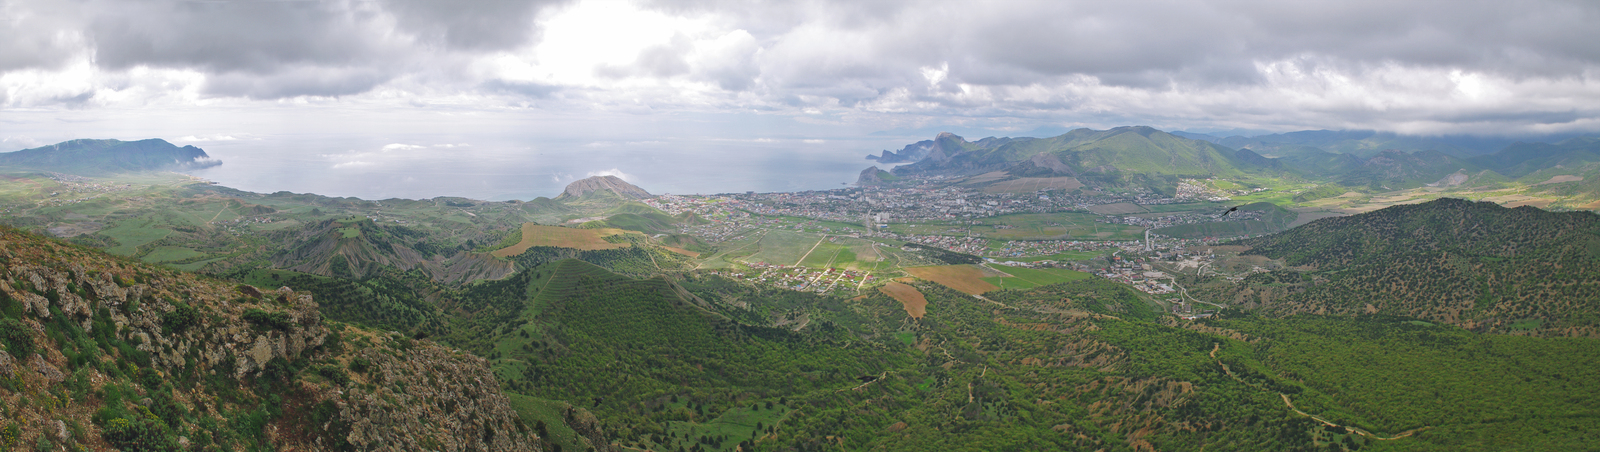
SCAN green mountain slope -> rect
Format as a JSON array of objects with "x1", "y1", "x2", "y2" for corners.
[
  {"x1": 895, "y1": 127, "x2": 1264, "y2": 182},
  {"x1": 0, "y1": 225, "x2": 536, "y2": 450},
  {"x1": 0, "y1": 139, "x2": 221, "y2": 175},
  {"x1": 1225, "y1": 198, "x2": 1600, "y2": 336}
]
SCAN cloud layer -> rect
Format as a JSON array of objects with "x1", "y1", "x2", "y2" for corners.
[{"x1": 3, "y1": 0, "x2": 1599, "y2": 135}]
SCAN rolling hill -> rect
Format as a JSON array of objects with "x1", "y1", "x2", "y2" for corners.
[
  {"x1": 1225, "y1": 198, "x2": 1600, "y2": 336},
  {"x1": 886, "y1": 127, "x2": 1278, "y2": 195}
]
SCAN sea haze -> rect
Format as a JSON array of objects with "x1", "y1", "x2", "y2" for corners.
[{"x1": 184, "y1": 133, "x2": 909, "y2": 201}]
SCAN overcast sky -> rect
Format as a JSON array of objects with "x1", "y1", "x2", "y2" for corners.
[{"x1": 3, "y1": 0, "x2": 1599, "y2": 197}]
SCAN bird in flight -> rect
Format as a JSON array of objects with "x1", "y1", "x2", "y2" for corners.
[{"x1": 1220, "y1": 205, "x2": 1241, "y2": 217}]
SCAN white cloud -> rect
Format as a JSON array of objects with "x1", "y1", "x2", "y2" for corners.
[
  {"x1": 1, "y1": 0, "x2": 1599, "y2": 137},
  {"x1": 585, "y1": 168, "x2": 634, "y2": 181}
]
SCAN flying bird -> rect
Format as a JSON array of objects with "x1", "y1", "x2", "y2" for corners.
[{"x1": 1220, "y1": 205, "x2": 1241, "y2": 217}]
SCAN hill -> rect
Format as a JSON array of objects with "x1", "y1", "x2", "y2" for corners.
[
  {"x1": 887, "y1": 127, "x2": 1276, "y2": 195},
  {"x1": 269, "y1": 217, "x2": 515, "y2": 283},
  {"x1": 0, "y1": 225, "x2": 536, "y2": 450},
  {"x1": 1225, "y1": 198, "x2": 1600, "y2": 336},
  {"x1": 0, "y1": 139, "x2": 221, "y2": 175},
  {"x1": 557, "y1": 175, "x2": 652, "y2": 200}
]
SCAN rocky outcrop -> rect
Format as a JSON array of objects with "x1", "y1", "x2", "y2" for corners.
[
  {"x1": 0, "y1": 225, "x2": 539, "y2": 450},
  {"x1": 312, "y1": 341, "x2": 537, "y2": 451},
  {"x1": 558, "y1": 175, "x2": 652, "y2": 200},
  {"x1": 857, "y1": 166, "x2": 887, "y2": 185}
]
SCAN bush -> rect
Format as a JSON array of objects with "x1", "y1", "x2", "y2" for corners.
[
  {"x1": 0, "y1": 318, "x2": 33, "y2": 357},
  {"x1": 161, "y1": 302, "x2": 198, "y2": 333},
  {"x1": 100, "y1": 415, "x2": 178, "y2": 452},
  {"x1": 348, "y1": 357, "x2": 371, "y2": 374},
  {"x1": 317, "y1": 365, "x2": 351, "y2": 386},
  {"x1": 242, "y1": 309, "x2": 294, "y2": 331}
]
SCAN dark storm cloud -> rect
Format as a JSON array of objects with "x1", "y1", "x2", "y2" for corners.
[
  {"x1": 732, "y1": 0, "x2": 1600, "y2": 90},
  {"x1": 74, "y1": 0, "x2": 567, "y2": 98},
  {"x1": 384, "y1": 0, "x2": 570, "y2": 51}
]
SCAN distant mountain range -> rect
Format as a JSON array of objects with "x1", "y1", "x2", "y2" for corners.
[
  {"x1": 0, "y1": 138, "x2": 220, "y2": 175},
  {"x1": 864, "y1": 127, "x2": 1600, "y2": 193}
]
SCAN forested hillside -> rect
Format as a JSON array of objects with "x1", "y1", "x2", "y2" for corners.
[{"x1": 1229, "y1": 198, "x2": 1600, "y2": 336}]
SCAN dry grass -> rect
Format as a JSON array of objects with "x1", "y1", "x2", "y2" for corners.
[
  {"x1": 661, "y1": 246, "x2": 700, "y2": 257},
  {"x1": 878, "y1": 282, "x2": 928, "y2": 318},
  {"x1": 1536, "y1": 175, "x2": 1584, "y2": 185},
  {"x1": 490, "y1": 223, "x2": 630, "y2": 257},
  {"x1": 905, "y1": 265, "x2": 998, "y2": 295}
]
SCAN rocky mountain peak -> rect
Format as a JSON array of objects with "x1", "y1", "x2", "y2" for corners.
[{"x1": 560, "y1": 175, "x2": 652, "y2": 199}]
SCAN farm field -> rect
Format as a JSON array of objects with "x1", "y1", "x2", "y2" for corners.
[
  {"x1": 100, "y1": 219, "x2": 173, "y2": 256},
  {"x1": 491, "y1": 223, "x2": 632, "y2": 257},
  {"x1": 878, "y1": 282, "x2": 928, "y2": 318},
  {"x1": 904, "y1": 265, "x2": 998, "y2": 295},
  {"x1": 982, "y1": 266, "x2": 1091, "y2": 290},
  {"x1": 977, "y1": 211, "x2": 1144, "y2": 240}
]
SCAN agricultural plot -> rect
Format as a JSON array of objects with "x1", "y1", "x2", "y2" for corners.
[
  {"x1": 100, "y1": 220, "x2": 173, "y2": 256},
  {"x1": 878, "y1": 282, "x2": 927, "y2": 318},
  {"x1": 491, "y1": 223, "x2": 631, "y2": 257},
  {"x1": 742, "y1": 230, "x2": 825, "y2": 266},
  {"x1": 977, "y1": 212, "x2": 1143, "y2": 241},
  {"x1": 1087, "y1": 202, "x2": 1148, "y2": 215},
  {"x1": 904, "y1": 265, "x2": 998, "y2": 295},
  {"x1": 981, "y1": 266, "x2": 1091, "y2": 291}
]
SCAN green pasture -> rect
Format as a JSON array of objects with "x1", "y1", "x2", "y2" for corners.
[
  {"x1": 982, "y1": 266, "x2": 1092, "y2": 290},
  {"x1": 505, "y1": 393, "x2": 588, "y2": 451},
  {"x1": 140, "y1": 246, "x2": 202, "y2": 263},
  {"x1": 99, "y1": 220, "x2": 173, "y2": 256},
  {"x1": 662, "y1": 403, "x2": 792, "y2": 452}
]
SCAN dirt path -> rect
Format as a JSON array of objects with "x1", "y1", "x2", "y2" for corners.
[
  {"x1": 695, "y1": 228, "x2": 765, "y2": 269},
  {"x1": 1209, "y1": 343, "x2": 1426, "y2": 441},
  {"x1": 793, "y1": 235, "x2": 828, "y2": 266}
]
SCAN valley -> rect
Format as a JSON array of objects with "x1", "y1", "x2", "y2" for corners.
[{"x1": 0, "y1": 130, "x2": 1597, "y2": 450}]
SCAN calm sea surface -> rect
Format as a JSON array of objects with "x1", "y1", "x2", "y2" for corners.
[{"x1": 187, "y1": 135, "x2": 911, "y2": 201}]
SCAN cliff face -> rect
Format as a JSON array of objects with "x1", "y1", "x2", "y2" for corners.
[
  {"x1": 559, "y1": 175, "x2": 652, "y2": 200},
  {"x1": 0, "y1": 225, "x2": 539, "y2": 451}
]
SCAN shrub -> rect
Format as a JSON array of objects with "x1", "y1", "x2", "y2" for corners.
[
  {"x1": 161, "y1": 302, "x2": 198, "y2": 333},
  {"x1": 100, "y1": 415, "x2": 178, "y2": 451},
  {"x1": 242, "y1": 309, "x2": 293, "y2": 331},
  {"x1": 0, "y1": 318, "x2": 33, "y2": 357},
  {"x1": 347, "y1": 357, "x2": 371, "y2": 374},
  {"x1": 317, "y1": 365, "x2": 351, "y2": 386}
]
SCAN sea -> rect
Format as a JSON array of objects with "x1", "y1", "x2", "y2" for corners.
[{"x1": 184, "y1": 134, "x2": 913, "y2": 201}]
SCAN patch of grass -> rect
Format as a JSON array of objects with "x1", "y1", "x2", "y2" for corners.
[
  {"x1": 99, "y1": 220, "x2": 173, "y2": 256},
  {"x1": 983, "y1": 266, "x2": 1091, "y2": 290},
  {"x1": 140, "y1": 246, "x2": 203, "y2": 263},
  {"x1": 505, "y1": 394, "x2": 586, "y2": 451}
]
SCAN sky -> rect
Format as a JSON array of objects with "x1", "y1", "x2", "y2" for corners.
[{"x1": 3, "y1": 0, "x2": 1600, "y2": 198}]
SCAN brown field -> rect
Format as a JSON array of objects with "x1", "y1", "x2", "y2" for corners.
[
  {"x1": 904, "y1": 265, "x2": 998, "y2": 295},
  {"x1": 661, "y1": 246, "x2": 700, "y2": 257},
  {"x1": 1536, "y1": 175, "x2": 1584, "y2": 185},
  {"x1": 1087, "y1": 202, "x2": 1148, "y2": 215},
  {"x1": 490, "y1": 223, "x2": 630, "y2": 257},
  {"x1": 983, "y1": 176, "x2": 1083, "y2": 194},
  {"x1": 879, "y1": 282, "x2": 928, "y2": 318}
]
